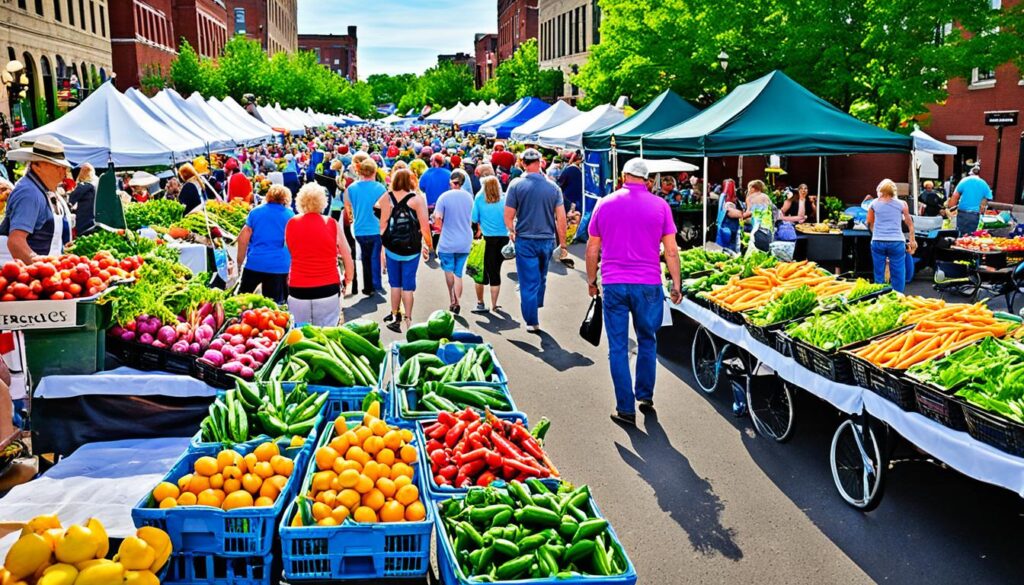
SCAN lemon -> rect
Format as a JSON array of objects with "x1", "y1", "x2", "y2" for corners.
[
  {"x1": 123, "y1": 569, "x2": 161, "y2": 585},
  {"x1": 74, "y1": 562, "x2": 125, "y2": 585},
  {"x1": 54, "y1": 524, "x2": 98, "y2": 564},
  {"x1": 73, "y1": 559, "x2": 113, "y2": 572},
  {"x1": 5, "y1": 532, "x2": 52, "y2": 579},
  {"x1": 115, "y1": 537, "x2": 155, "y2": 571},
  {"x1": 37, "y1": 563, "x2": 78, "y2": 585},
  {"x1": 85, "y1": 518, "x2": 108, "y2": 559},
  {"x1": 135, "y1": 527, "x2": 172, "y2": 573}
]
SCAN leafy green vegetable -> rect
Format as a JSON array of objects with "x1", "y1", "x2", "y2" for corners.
[
  {"x1": 68, "y1": 228, "x2": 155, "y2": 258},
  {"x1": 846, "y1": 278, "x2": 888, "y2": 301},
  {"x1": 748, "y1": 286, "x2": 818, "y2": 326},
  {"x1": 785, "y1": 293, "x2": 910, "y2": 351},
  {"x1": 123, "y1": 199, "x2": 185, "y2": 230},
  {"x1": 223, "y1": 293, "x2": 280, "y2": 319},
  {"x1": 681, "y1": 251, "x2": 777, "y2": 293},
  {"x1": 99, "y1": 256, "x2": 214, "y2": 325}
]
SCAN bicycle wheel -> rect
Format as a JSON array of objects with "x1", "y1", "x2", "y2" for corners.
[
  {"x1": 830, "y1": 417, "x2": 886, "y2": 511},
  {"x1": 747, "y1": 375, "x2": 796, "y2": 443},
  {"x1": 690, "y1": 326, "x2": 719, "y2": 394}
]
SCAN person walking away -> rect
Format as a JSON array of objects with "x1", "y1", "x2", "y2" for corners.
[
  {"x1": 0, "y1": 135, "x2": 72, "y2": 262},
  {"x1": 471, "y1": 175, "x2": 510, "y2": 312},
  {"x1": 177, "y1": 163, "x2": 207, "y2": 214},
  {"x1": 867, "y1": 179, "x2": 917, "y2": 293},
  {"x1": 419, "y1": 153, "x2": 451, "y2": 209},
  {"x1": 504, "y1": 149, "x2": 567, "y2": 333},
  {"x1": 557, "y1": 152, "x2": 584, "y2": 212},
  {"x1": 285, "y1": 184, "x2": 355, "y2": 326},
  {"x1": 947, "y1": 166, "x2": 991, "y2": 235},
  {"x1": 378, "y1": 169, "x2": 433, "y2": 332},
  {"x1": 715, "y1": 179, "x2": 747, "y2": 251},
  {"x1": 346, "y1": 157, "x2": 387, "y2": 295},
  {"x1": 918, "y1": 181, "x2": 945, "y2": 217},
  {"x1": 745, "y1": 180, "x2": 776, "y2": 253},
  {"x1": 434, "y1": 170, "x2": 475, "y2": 314},
  {"x1": 236, "y1": 185, "x2": 294, "y2": 304},
  {"x1": 586, "y1": 158, "x2": 682, "y2": 425},
  {"x1": 68, "y1": 163, "x2": 96, "y2": 235}
]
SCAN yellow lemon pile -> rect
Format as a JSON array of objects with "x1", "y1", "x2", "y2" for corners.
[
  {"x1": 153, "y1": 441, "x2": 293, "y2": 511},
  {"x1": 293, "y1": 401, "x2": 425, "y2": 526},
  {"x1": 0, "y1": 515, "x2": 170, "y2": 585}
]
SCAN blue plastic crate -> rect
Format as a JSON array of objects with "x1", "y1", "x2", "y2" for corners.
[
  {"x1": 281, "y1": 383, "x2": 374, "y2": 423},
  {"x1": 161, "y1": 550, "x2": 274, "y2": 585},
  {"x1": 393, "y1": 381, "x2": 518, "y2": 422},
  {"x1": 435, "y1": 489, "x2": 638, "y2": 585},
  {"x1": 132, "y1": 437, "x2": 312, "y2": 557},
  {"x1": 278, "y1": 417, "x2": 433, "y2": 580},
  {"x1": 190, "y1": 383, "x2": 330, "y2": 451},
  {"x1": 390, "y1": 342, "x2": 509, "y2": 387}
]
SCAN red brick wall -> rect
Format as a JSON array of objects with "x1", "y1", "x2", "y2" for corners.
[
  {"x1": 298, "y1": 30, "x2": 357, "y2": 81},
  {"x1": 173, "y1": 0, "x2": 228, "y2": 58},
  {"x1": 474, "y1": 33, "x2": 497, "y2": 88},
  {"x1": 223, "y1": 0, "x2": 266, "y2": 45},
  {"x1": 497, "y1": 0, "x2": 537, "y2": 62},
  {"x1": 109, "y1": 0, "x2": 176, "y2": 90}
]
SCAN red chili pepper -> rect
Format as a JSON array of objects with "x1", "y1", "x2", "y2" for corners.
[
  {"x1": 485, "y1": 451, "x2": 503, "y2": 469},
  {"x1": 435, "y1": 474, "x2": 450, "y2": 486},
  {"x1": 437, "y1": 411, "x2": 458, "y2": 426},
  {"x1": 426, "y1": 439, "x2": 444, "y2": 453},
  {"x1": 445, "y1": 420, "x2": 467, "y2": 447},
  {"x1": 465, "y1": 420, "x2": 483, "y2": 435},
  {"x1": 503, "y1": 457, "x2": 547, "y2": 477},
  {"x1": 508, "y1": 420, "x2": 559, "y2": 476},
  {"x1": 477, "y1": 471, "x2": 497, "y2": 487},
  {"x1": 491, "y1": 431, "x2": 530, "y2": 462},
  {"x1": 422, "y1": 422, "x2": 443, "y2": 436},
  {"x1": 466, "y1": 436, "x2": 483, "y2": 451},
  {"x1": 460, "y1": 448, "x2": 491, "y2": 463},
  {"x1": 429, "y1": 450, "x2": 447, "y2": 468},
  {"x1": 439, "y1": 465, "x2": 458, "y2": 479},
  {"x1": 459, "y1": 459, "x2": 487, "y2": 477},
  {"x1": 458, "y1": 408, "x2": 478, "y2": 422},
  {"x1": 428, "y1": 425, "x2": 449, "y2": 440},
  {"x1": 478, "y1": 423, "x2": 492, "y2": 437},
  {"x1": 455, "y1": 473, "x2": 469, "y2": 487}
]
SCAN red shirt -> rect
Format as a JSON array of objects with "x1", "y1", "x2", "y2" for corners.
[
  {"x1": 285, "y1": 213, "x2": 340, "y2": 288},
  {"x1": 491, "y1": 150, "x2": 515, "y2": 171},
  {"x1": 227, "y1": 172, "x2": 253, "y2": 202}
]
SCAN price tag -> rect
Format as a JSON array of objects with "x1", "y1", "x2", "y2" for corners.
[{"x1": 0, "y1": 299, "x2": 79, "y2": 330}]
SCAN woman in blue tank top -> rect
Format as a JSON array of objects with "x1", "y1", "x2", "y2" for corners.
[{"x1": 866, "y1": 179, "x2": 917, "y2": 292}]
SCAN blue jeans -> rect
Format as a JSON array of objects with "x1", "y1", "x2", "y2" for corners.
[
  {"x1": 603, "y1": 284, "x2": 664, "y2": 415},
  {"x1": 871, "y1": 240, "x2": 907, "y2": 293},
  {"x1": 514, "y1": 238, "x2": 554, "y2": 326},
  {"x1": 356, "y1": 235, "x2": 382, "y2": 292}
]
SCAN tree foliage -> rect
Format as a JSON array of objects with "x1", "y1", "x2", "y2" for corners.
[
  {"x1": 169, "y1": 39, "x2": 203, "y2": 97},
  {"x1": 367, "y1": 73, "x2": 417, "y2": 106},
  {"x1": 480, "y1": 39, "x2": 563, "y2": 103},
  {"x1": 575, "y1": 0, "x2": 1024, "y2": 129}
]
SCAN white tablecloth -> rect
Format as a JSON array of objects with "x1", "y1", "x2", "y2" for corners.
[
  {"x1": 670, "y1": 297, "x2": 1024, "y2": 497},
  {"x1": 0, "y1": 437, "x2": 190, "y2": 555},
  {"x1": 35, "y1": 367, "x2": 218, "y2": 399}
]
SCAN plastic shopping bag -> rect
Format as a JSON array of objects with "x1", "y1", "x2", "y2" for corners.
[{"x1": 467, "y1": 239, "x2": 486, "y2": 285}]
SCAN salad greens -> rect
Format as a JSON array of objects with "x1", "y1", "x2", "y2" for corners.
[
  {"x1": 785, "y1": 293, "x2": 910, "y2": 351},
  {"x1": 682, "y1": 251, "x2": 777, "y2": 293},
  {"x1": 123, "y1": 199, "x2": 185, "y2": 230},
  {"x1": 846, "y1": 278, "x2": 888, "y2": 301},
  {"x1": 748, "y1": 286, "x2": 818, "y2": 327}
]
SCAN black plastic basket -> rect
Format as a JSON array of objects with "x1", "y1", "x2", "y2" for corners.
[
  {"x1": 790, "y1": 337, "x2": 853, "y2": 383},
  {"x1": 775, "y1": 331, "x2": 794, "y2": 357},
  {"x1": 710, "y1": 301, "x2": 748, "y2": 325},
  {"x1": 844, "y1": 351, "x2": 916, "y2": 410},
  {"x1": 107, "y1": 335, "x2": 198, "y2": 376},
  {"x1": 961, "y1": 401, "x2": 1024, "y2": 456},
  {"x1": 905, "y1": 376, "x2": 967, "y2": 431}
]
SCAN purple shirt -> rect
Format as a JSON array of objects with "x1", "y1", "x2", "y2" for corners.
[{"x1": 589, "y1": 183, "x2": 677, "y2": 285}]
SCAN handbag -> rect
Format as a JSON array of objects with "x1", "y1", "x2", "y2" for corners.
[{"x1": 579, "y1": 295, "x2": 603, "y2": 347}]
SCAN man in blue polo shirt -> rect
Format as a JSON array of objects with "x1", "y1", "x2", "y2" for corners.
[
  {"x1": 0, "y1": 135, "x2": 71, "y2": 262},
  {"x1": 947, "y1": 166, "x2": 993, "y2": 235}
]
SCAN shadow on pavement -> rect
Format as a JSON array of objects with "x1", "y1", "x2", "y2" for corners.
[
  {"x1": 472, "y1": 310, "x2": 521, "y2": 333},
  {"x1": 346, "y1": 294, "x2": 385, "y2": 315},
  {"x1": 615, "y1": 410, "x2": 744, "y2": 561},
  {"x1": 508, "y1": 331, "x2": 594, "y2": 371}
]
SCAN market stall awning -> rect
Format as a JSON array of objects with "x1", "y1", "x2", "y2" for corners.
[
  {"x1": 217, "y1": 96, "x2": 280, "y2": 137},
  {"x1": 152, "y1": 89, "x2": 236, "y2": 151},
  {"x1": 208, "y1": 97, "x2": 276, "y2": 143},
  {"x1": 911, "y1": 129, "x2": 957, "y2": 155},
  {"x1": 122, "y1": 88, "x2": 208, "y2": 158},
  {"x1": 185, "y1": 92, "x2": 266, "y2": 146},
  {"x1": 582, "y1": 89, "x2": 700, "y2": 152},
  {"x1": 476, "y1": 98, "x2": 543, "y2": 137},
  {"x1": 639, "y1": 70, "x2": 913, "y2": 157},
  {"x1": 257, "y1": 105, "x2": 304, "y2": 135},
  {"x1": 15, "y1": 82, "x2": 204, "y2": 167},
  {"x1": 536, "y1": 104, "x2": 626, "y2": 151},
  {"x1": 460, "y1": 100, "x2": 517, "y2": 134},
  {"x1": 510, "y1": 101, "x2": 580, "y2": 143}
]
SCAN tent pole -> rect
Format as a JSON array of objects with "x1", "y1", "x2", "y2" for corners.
[
  {"x1": 911, "y1": 148, "x2": 920, "y2": 214},
  {"x1": 639, "y1": 137, "x2": 644, "y2": 159},
  {"x1": 703, "y1": 156, "x2": 709, "y2": 247},
  {"x1": 816, "y1": 156, "x2": 822, "y2": 223}
]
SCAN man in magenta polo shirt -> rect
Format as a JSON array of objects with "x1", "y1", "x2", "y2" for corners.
[{"x1": 586, "y1": 158, "x2": 682, "y2": 425}]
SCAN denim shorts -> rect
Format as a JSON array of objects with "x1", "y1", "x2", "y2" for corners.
[
  {"x1": 439, "y1": 252, "x2": 469, "y2": 277},
  {"x1": 386, "y1": 255, "x2": 420, "y2": 291}
]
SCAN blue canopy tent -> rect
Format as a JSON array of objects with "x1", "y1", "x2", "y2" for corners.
[
  {"x1": 461, "y1": 98, "x2": 526, "y2": 134},
  {"x1": 480, "y1": 99, "x2": 551, "y2": 139}
]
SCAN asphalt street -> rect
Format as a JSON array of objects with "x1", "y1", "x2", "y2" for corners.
[{"x1": 344, "y1": 244, "x2": 1024, "y2": 584}]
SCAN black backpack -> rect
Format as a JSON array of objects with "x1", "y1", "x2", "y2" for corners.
[{"x1": 382, "y1": 192, "x2": 421, "y2": 256}]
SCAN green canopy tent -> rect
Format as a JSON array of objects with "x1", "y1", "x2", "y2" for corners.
[
  {"x1": 635, "y1": 71, "x2": 912, "y2": 239},
  {"x1": 582, "y1": 89, "x2": 700, "y2": 152}
]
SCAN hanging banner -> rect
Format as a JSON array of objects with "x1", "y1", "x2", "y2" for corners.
[{"x1": 584, "y1": 151, "x2": 606, "y2": 200}]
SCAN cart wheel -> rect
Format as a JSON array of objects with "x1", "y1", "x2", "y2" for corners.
[
  {"x1": 830, "y1": 417, "x2": 886, "y2": 511},
  {"x1": 747, "y1": 374, "x2": 796, "y2": 443},
  {"x1": 690, "y1": 326, "x2": 719, "y2": 394}
]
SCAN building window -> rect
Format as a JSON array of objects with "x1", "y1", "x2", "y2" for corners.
[
  {"x1": 53, "y1": 0, "x2": 61, "y2": 21},
  {"x1": 100, "y1": 3, "x2": 105, "y2": 37},
  {"x1": 17, "y1": 0, "x2": 27, "y2": 10},
  {"x1": 581, "y1": 7, "x2": 586, "y2": 51},
  {"x1": 972, "y1": 67, "x2": 996, "y2": 86},
  {"x1": 78, "y1": 0, "x2": 85, "y2": 29},
  {"x1": 34, "y1": 0, "x2": 43, "y2": 15},
  {"x1": 90, "y1": 1, "x2": 96, "y2": 33},
  {"x1": 234, "y1": 8, "x2": 246, "y2": 35},
  {"x1": 592, "y1": 0, "x2": 601, "y2": 45},
  {"x1": 66, "y1": 0, "x2": 73, "y2": 24}
]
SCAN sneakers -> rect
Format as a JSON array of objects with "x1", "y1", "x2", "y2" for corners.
[
  {"x1": 471, "y1": 303, "x2": 489, "y2": 314},
  {"x1": 526, "y1": 325, "x2": 542, "y2": 334},
  {"x1": 638, "y1": 399, "x2": 655, "y2": 413},
  {"x1": 610, "y1": 411, "x2": 637, "y2": 425}
]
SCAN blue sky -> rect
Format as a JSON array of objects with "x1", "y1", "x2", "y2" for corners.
[{"x1": 297, "y1": 0, "x2": 496, "y2": 78}]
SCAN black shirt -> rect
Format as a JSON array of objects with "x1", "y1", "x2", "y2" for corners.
[
  {"x1": 69, "y1": 182, "x2": 96, "y2": 233},
  {"x1": 919, "y1": 190, "x2": 945, "y2": 216},
  {"x1": 179, "y1": 182, "x2": 203, "y2": 214}
]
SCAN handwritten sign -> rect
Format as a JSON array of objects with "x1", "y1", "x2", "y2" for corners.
[{"x1": 0, "y1": 299, "x2": 78, "y2": 330}]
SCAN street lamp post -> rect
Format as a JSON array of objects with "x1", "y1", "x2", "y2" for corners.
[{"x1": 2, "y1": 60, "x2": 28, "y2": 140}]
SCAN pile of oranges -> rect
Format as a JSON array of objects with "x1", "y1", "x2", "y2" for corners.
[
  {"x1": 151, "y1": 440, "x2": 295, "y2": 511},
  {"x1": 294, "y1": 403, "x2": 426, "y2": 526}
]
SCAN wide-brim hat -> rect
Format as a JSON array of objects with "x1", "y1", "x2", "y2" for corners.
[
  {"x1": 8, "y1": 135, "x2": 71, "y2": 168},
  {"x1": 129, "y1": 171, "x2": 159, "y2": 188}
]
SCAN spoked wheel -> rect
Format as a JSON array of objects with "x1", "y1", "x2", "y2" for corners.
[
  {"x1": 690, "y1": 326, "x2": 720, "y2": 394},
  {"x1": 746, "y1": 366, "x2": 796, "y2": 443},
  {"x1": 830, "y1": 417, "x2": 887, "y2": 511}
]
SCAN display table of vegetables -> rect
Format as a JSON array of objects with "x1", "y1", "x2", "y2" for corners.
[
  {"x1": 196, "y1": 307, "x2": 290, "y2": 384},
  {"x1": 679, "y1": 250, "x2": 777, "y2": 297},
  {"x1": 123, "y1": 199, "x2": 186, "y2": 231},
  {"x1": 261, "y1": 321, "x2": 386, "y2": 388},
  {"x1": 0, "y1": 251, "x2": 141, "y2": 301},
  {"x1": 436, "y1": 482, "x2": 636, "y2": 584}
]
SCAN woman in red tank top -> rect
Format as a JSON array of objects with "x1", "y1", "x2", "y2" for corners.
[{"x1": 285, "y1": 183, "x2": 355, "y2": 326}]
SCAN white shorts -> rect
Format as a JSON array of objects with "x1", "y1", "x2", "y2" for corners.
[{"x1": 288, "y1": 294, "x2": 342, "y2": 327}]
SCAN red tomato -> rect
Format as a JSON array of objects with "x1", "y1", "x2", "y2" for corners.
[
  {"x1": 68, "y1": 283, "x2": 82, "y2": 297},
  {"x1": 0, "y1": 294, "x2": 15, "y2": 302},
  {"x1": 98, "y1": 270, "x2": 111, "y2": 282},
  {"x1": 1, "y1": 262, "x2": 20, "y2": 281},
  {"x1": 29, "y1": 281, "x2": 43, "y2": 295},
  {"x1": 40, "y1": 276, "x2": 59, "y2": 293},
  {"x1": 24, "y1": 293, "x2": 38, "y2": 301},
  {"x1": 0, "y1": 276, "x2": 8, "y2": 291},
  {"x1": 273, "y1": 313, "x2": 288, "y2": 327},
  {"x1": 10, "y1": 283, "x2": 30, "y2": 299},
  {"x1": 36, "y1": 263, "x2": 56, "y2": 279},
  {"x1": 49, "y1": 291, "x2": 66, "y2": 300},
  {"x1": 16, "y1": 272, "x2": 30, "y2": 284},
  {"x1": 86, "y1": 276, "x2": 103, "y2": 289},
  {"x1": 86, "y1": 287, "x2": 98, "y2": 297}
]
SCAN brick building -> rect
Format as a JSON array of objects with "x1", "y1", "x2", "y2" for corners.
[
  {"x1": 497, "y1": 0, "x2": 538, "y2": 62},
  {"x1": 438, "y1": 52, "x2": 475, "y2": 71},
  {"x1": 474, "y1": 33, "x2": 497, "y2": 89},
  {"x1": 538, "y1": 0, "x2": 599, "y2": 103},
  {"x1": 224, "y1": 0, "x2": 297, "y2": 56},
  {"x1": 1, "y1": 0, "x2": 113, "y2": 131},
  {"x1": 298, "y1": 28, "x2": 358, "y2": 81},
  {"x1": 172, "y1": 0, "x2": 228, "y2": 59},
  {"x1": 109, "y1": 0, "x2": 177, "y2": 91}
]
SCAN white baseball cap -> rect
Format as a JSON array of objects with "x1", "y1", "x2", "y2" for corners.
[{"x1": 622, "y1": 158, "x2": 648, "y2": 179}]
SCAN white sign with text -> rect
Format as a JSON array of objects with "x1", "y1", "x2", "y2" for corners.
[{"x1": 0, "y1": 300, "x2": 79, "y2": 330}]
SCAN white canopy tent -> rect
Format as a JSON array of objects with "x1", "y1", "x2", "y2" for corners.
[
  {"x1": 185, "y1": 92, "x2": 265, "y2": 145},
  {"x1": 208, "y1": 97, "x2": 277, "y2": 142},
  {"x1": 15, "y1": 82, "x2": 205, "y2": 167},
  {"x1": 510, "y1": 101, "x2": 581, "y2": 143},
  {"x1": 536, "y1": 104, "x2": 625, "y2": 150},
  {"x1": 152, "y1": 89, "x2": 236, "y2": 151},
  {"x1": 437, "y1": 103, "x2": 467, "y2": 124},
  {"x1": 910, "y1": 128, "x2": 958, "y2": 192},
  {"x1": 123, "y1": 88, "x2": 208, "y2": 158},
  {"x1": 477, "y1": 98, "x2": 532, "y2": 136},
  {"x1": 257, "y1": 105, "x2": 304, "y2": 134},
  {"x1": 379, "y1": 114, "x2": 404, "y2": 125},
  {"x1": 453, "y1": 104, "x2": 488, "y2": 125},
  {"x1": 275, "y1": 105, "x2": 310, "y2": 132},
  {"x1": 641, "y1": 158, "x2": 701, "y2": 174},
  {"x1": 426, "y1": 105, "x2": 452, "y2": 123},
  {"x1": 221, "y1": 96, "x2": 267, "y2": 126}
]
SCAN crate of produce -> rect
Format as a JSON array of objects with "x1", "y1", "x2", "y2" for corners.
[
  {"x1": 435, "y1": 481, "x2": 637, "y2": 585},
  {"x1": 192, "y1": 381, "x2": 329, "y2": 450},
  {"x1": 962, "y1": 401, "x2": 1024, "y2": 457},
  {"x1": 415, "y1": 410, "x2": 565, "y2": 500},
  {"x1": 392, "y1": 341, "x2": 508, "y2": 388},
  {"x1": 281, "y1": 383, "x2": 378, "y2": 422},
  {"x1": 195, "y1": 308, "x2": 292, "y2": 389},
  {"x1": 161, "y1": 551, "x2": 274, "y2": 585},
  {"x1": 392, "y1": 381, "x2": 519, "y2": 425},
  {"x1": 278, "y1": 409, "x2": 433, "y2": 581},
  {"x1": 789, "y1": 336, "x2": 855, "y2": 383},
  {"x1": 107, "y1": 333, "x2": 198, "y2": 375},
  {"x1": 904, "y1": 375, "x2": 967, "y2": 431},
  {"x1": 709, "y1": 300, "x2": 748, "y2": 325},
  {"x1": 258, "y1": 323, "x2": 387, "y2": 392},
  {"x1": 132, "y1": 436, "x2": 311, "y2": 557}
]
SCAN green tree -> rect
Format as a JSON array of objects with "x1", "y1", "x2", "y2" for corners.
[
  {"x1": 575, "y1": 0, "x2": 1024, "y2": 129},
  {"x1": 218, "y1": 35, "x2": 270, "y2": 100},
  {"x1": 169, "y1": 39, "x2": 203, "y2": 96},
  {"x1": 489, "y1": 39, "x2": 563, "y2": 102},
  {"x1": 400, "y1": 61, "x2": 477, "y2": 111},
  {"x1": 140, "y1": 64, "x2": 166, "y2": 96},
  {"x1": 367, "y1": 73, "x2": 417, "y2": 106},
  {"x1": 198, "y1": 58, "x2": 226, "y2": 98}
]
